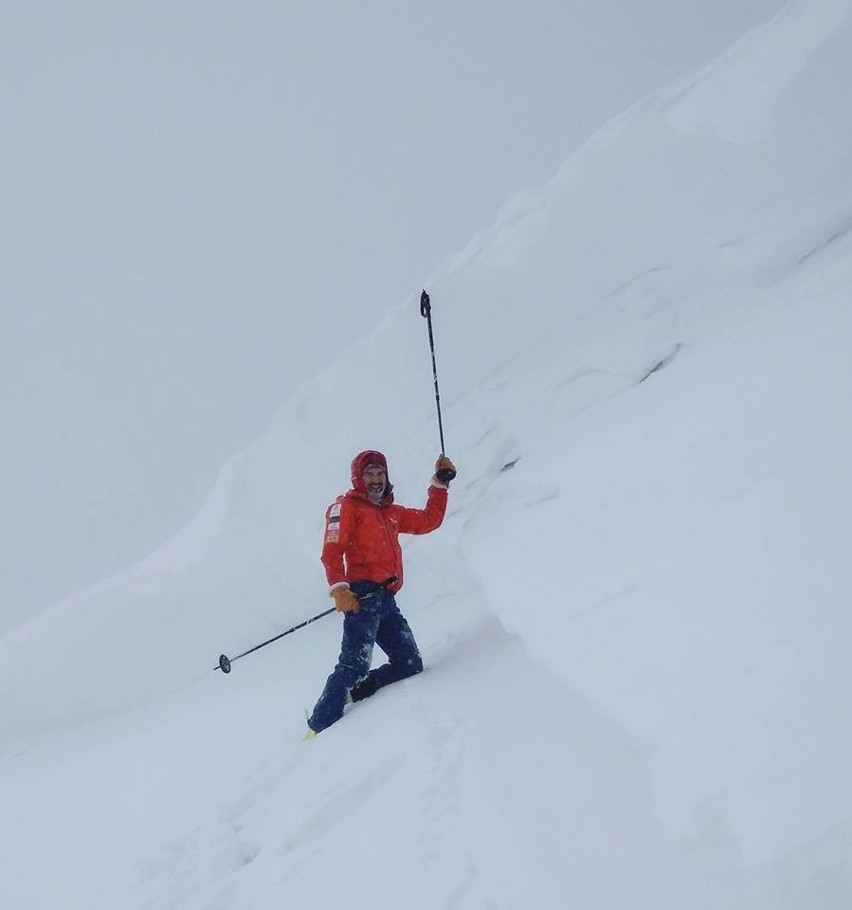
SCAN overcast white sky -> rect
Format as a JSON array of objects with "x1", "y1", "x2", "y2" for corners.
[{"x1": 1, "y1": 1, "x2": 781, "y2": 627}]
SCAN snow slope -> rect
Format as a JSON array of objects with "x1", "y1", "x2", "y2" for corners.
[{"x1": 2, "y1": 1, "x2": 851, "y2": 907}]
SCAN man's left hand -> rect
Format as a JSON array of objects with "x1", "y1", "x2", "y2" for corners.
[{"x1": 434, "y1": 455, "x2": 457, "y2": 485}]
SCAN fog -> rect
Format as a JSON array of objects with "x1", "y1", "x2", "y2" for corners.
[{"x1": 1, "y1": 0, "x2": 781, "y2": 628}]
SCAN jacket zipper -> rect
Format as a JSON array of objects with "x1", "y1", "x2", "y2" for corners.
[{"x1": 379, "y1": 508, "x2": 398, "y2": 575}]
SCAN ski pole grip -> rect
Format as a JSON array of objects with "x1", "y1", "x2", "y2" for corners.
[{"x1": 420, "y1": 289, "x2": 431, "y2": 318}]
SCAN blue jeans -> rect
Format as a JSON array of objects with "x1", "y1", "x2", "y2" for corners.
[{"x1": 308, "y1": 582, "x2": 423, "y2": 733}]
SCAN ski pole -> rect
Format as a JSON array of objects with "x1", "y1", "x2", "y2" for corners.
[
  {"x1": 215, "y1": 608, "x2": 336, "y2": 673},
  {"x1": 420, "y1": 289, "x2": 457, "y2": 484},
  {"x1": 214, "y1": 586, "x2": 393, "y2": 673}
]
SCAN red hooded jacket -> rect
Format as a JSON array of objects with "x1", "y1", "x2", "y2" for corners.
[{"x1": 321, "y1": 450, "x2": 448, "y2": 594}]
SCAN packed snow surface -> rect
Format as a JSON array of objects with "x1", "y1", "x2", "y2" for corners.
[{"x1": 2, "y1": 2, "x2": 851, "y2": 907}]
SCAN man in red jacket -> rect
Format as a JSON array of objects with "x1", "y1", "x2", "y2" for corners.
[{"x1": 306, "y1": 449, "x2": 456, "y2": 734}]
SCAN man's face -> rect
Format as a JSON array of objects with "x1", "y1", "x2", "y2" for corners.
[{"x1": 362, "y1": 465, "x2": 387, "y2": 497}]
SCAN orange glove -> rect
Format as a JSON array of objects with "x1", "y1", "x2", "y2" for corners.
[
  {"x1": 434, "y1": 455, "x2": 457, "y2": 485},
  {"x1": 331, "y1": 585, "x2": 360, "y2": 613}
]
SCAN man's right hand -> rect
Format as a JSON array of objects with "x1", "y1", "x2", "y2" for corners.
[{"x1": 331, "y1": 585, "x2": 360, "y2": 613}]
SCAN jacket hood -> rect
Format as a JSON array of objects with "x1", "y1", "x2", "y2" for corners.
[{"x1": 350, "y1": 450, "x2": 394, "y2": 500}]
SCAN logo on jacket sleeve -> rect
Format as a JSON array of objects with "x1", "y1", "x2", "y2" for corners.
[{"x1": 325, "y1": 502, "x2": 342, "y2": 543}]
